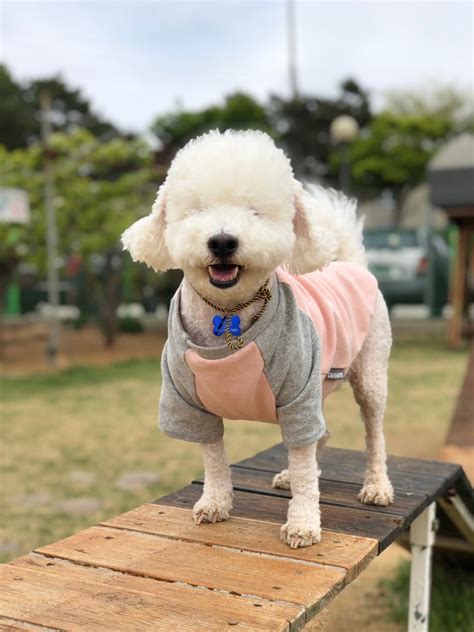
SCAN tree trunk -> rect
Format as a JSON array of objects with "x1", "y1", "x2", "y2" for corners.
[{"x1": 100, "y1": 251, "x2": 122, "y2": 348}]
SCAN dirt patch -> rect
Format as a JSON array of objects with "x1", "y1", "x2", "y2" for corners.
[{"x1": 0, "y1": 322, "x2": 166, "y2": 375}]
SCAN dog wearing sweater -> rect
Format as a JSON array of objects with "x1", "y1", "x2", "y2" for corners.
[{"x1": 122, "y1": 129, "x2": 394, "y2": 549}]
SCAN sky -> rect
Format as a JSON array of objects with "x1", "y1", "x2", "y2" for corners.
[{"x1": 1, "y1": 0, "x2": 473, "y2": 133}]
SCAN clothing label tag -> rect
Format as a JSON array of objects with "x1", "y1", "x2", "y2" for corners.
[{"x1": 327, "y1": 368, "x2": 345, "y2": 380}]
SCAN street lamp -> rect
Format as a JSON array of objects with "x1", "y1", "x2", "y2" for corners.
[{"x1": 330, "y1": 115, "x2": 359, "y2": 194}]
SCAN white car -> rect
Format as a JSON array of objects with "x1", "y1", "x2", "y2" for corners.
[{"x1": 364, "y1": 229, "x2": 449, "y2": 314}]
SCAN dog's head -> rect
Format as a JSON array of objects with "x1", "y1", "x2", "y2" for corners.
[{"x1": 122, "y1": 130, "x2": 334, "y2": 303}]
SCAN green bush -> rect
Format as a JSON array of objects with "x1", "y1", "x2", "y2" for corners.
[{"x1": 118, "y1": 316, "x2": 144, "y2": 333}]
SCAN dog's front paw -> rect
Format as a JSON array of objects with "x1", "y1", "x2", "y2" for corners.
[
  {"x1": 193, "y1": 493, "x2": 233, "y2": 525},
  {"x1": 358, "y1": 479, "x2": 394, "y2": 506},
  {"x1": 272, "y1": 469, "x2": 290, "y2": 490},
  {"x1": 280, "y1": 521, "x2": 321, "y2": 549}
]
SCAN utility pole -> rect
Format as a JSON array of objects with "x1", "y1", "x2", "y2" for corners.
[
  {"x1": 40, "y1": 90, "x2": 60, "y2": 367},
  {"x1": 286, "y1": 0, "x2": 299, "y2": 100}
]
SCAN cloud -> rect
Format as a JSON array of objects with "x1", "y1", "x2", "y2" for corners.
[{"x1": 1, "y1": 1, "x2": 472, "y2": 132}]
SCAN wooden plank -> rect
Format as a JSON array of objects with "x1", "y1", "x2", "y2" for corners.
[
  {"x1": 0, "y1": 619, "x2": 46, "y2": 631},
  {"x1": 236, "y1": 443, "x2": 460, "y2": 479},
  {"x1": 221, "y1": 466, "x2": 428, "y2": 524},
  {"x1": 438, "y1": 494, "x2": 474, "y2": 546},
  {"x1": 234, "y1": 444, "x2": 472, "y2": 506},
  {"x1": 36, "y1": 525, "x2": 345, "y2": 611},
  {"x1": 321, "y1": 448, "x2": 472, "y2": 509},
  {"x1": 103, "y1": 504, "x2": 377, "y2": 583},
  {"x1": 449, "y1": 224, "x2": 469, "y2": 348},
  {"x1": 2, "y1": 555, "x2": 303, "y2": 631},
  {"x1": 156, "y1": 484, "x2": 405, "y2": 552}
]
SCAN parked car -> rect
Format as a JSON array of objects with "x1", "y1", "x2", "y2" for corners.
[{"x1": 364, "y1": 228, "x2": 449, "y2": 314}]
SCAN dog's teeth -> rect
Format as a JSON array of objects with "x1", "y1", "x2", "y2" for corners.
[{"x1": 208, "y1": 265, "x2": 239, "y2": 282}]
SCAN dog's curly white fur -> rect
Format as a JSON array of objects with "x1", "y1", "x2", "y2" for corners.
[{"x1": 122, "y1": 129, "x2": 393, "y2": 548}]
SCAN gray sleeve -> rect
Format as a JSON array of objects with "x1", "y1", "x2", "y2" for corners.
[
  {"x1": 276, "y1": 327, "x2": 327, "y2": 448},
  {"x1": 159, "y1": 346, "x2": 224, "y2": 444}
]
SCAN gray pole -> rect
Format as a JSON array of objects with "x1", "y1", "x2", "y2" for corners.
[
  {"x1": 287, "y1": 0, "x2": 299, "y2": 99},
  {"x1": 40, "y1": 91, "x2": 60, "y2": 366},
  {"x1": 339, "y1": 143, "x2": 351, "y2": 195}
]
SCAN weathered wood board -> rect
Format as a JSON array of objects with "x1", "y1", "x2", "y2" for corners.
[
  {"x1": 104, "y1": 504, "x2": 378, "y2": 582},
  {"x1": 156, "y1": 484, "x2": 405, "y2": 551}
]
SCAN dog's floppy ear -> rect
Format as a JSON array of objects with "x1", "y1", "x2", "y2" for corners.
[
  {"x1": 121, "y1": 184, "x2": 174, "y2": 272},
  {"x1": 285, "y1": 181, "x2": 339, "y2": 275}
]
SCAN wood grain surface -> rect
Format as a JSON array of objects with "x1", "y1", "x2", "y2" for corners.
[{"x1": 104, "y1": 504, "x2": 378, "y2": 582}]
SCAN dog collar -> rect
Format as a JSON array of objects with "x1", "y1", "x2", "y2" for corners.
[{"x1": 192, "y1": 280, "x2": 272, "y2": 352}]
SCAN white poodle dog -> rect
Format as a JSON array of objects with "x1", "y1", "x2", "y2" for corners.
[{"x1": 122, "y1": 129, "x2": 394, "y2": 549}]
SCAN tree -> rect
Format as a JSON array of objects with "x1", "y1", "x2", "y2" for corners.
[
  {"x1": 348, "y1": 112, "x2": 453, "y2": 207},
  {"x1": 0, "y1": 65, "x2": 36, "y2": 150},
  {"x1": 345, "y1": 87, "x2": 473, "y2": 219},
  {"x1": 151, "y1": 92, "x2": 272, "y2": 164},
  {"x1": 0, "y1": 64, "x2": 120, "y2": 150},
  {"x1": 150, "y1": 80, "x2": 372, "y2": 186},
  {"x1": 270, "y1": 78, "x2": 372, "y2": 182},
  {"x1": 384, "y1": 86, "x2": 474, "y2": 132},
  {"x1": 0, "y1": 130, "x2": 155, "y2": 346}
]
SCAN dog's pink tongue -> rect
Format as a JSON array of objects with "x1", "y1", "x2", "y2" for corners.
[{"x1": 209, "y1": 266, "x2": 238, "y2": 282}]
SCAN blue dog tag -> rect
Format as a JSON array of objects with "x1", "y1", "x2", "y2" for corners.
[
  {"x1": 229, "y1": 315, "x2": 241, "y2": 336},
  {"x1": 212, "y1": 315, "x2": 226, "y2": 336},
  {"x1": 212, "y1": 314, "x2": 242, "y2": 337}
]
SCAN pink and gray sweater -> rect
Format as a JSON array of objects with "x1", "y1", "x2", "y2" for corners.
[{"x1": 159, "y1": 262, "x2": 379, "y2": 447}]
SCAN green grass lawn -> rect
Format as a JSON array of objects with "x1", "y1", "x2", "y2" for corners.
[
  {"x1": 381, "y1": 560, "x2": 474, "y2": 632},
  {"x1": 0, "y1": 335, "x2": 468, "y2": 570}
]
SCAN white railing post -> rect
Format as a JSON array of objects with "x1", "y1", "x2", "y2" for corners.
[{"x1": 408, "y1": 502, "x2": 437, "y2": 632}]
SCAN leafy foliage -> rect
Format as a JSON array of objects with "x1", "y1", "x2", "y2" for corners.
[
  {"x1": 0, "y1": 130, "x2": 155, "y2": 344},
  {"x1": 151, "y1": 79, "x2": 372, "y2": 185},
  {"x1": 348, "y1": 112, "x2": 455, "y2": 199},
  {"x1": 0, "y1": 129, "x2": 154, "y2": 268},
  {"x1": 385, "y1": 86, "x2": 474, "y2": 132},
  {"x1": 340, "y1": 86, "x2": 474, "y2": 208},
  {"x1": 0, "y1": 65, "x2": 36, "y2": 150},
  {"x1": 151, "y1": 92, "x2": 272, "y2": 164},
  {"x1": 270, "y1": 78, "x2": 372, "y2": 181},
  {"x1": 0, "y1": 64, "x2": 119, "y2": 150}
]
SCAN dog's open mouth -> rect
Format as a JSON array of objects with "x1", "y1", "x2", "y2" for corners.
[{"x1": 208, "y1": 264, "x2": 242, "y2": 288}]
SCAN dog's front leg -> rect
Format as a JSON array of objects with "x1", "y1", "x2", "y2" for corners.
[
  {"x1": 193, "y1": 438, "x2": 233, "y2": 524},
  {"x1": 280, "y1": 442, "x2": 321, "y2": 548}
]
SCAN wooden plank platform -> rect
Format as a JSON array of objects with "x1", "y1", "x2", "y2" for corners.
[{"x1": 1, "y1": 445, "x2": 472, "y2": 630}]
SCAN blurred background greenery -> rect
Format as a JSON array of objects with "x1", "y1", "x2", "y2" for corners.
[{"x1": 1, "y1": 62, "x2": 473, "y2": 347}]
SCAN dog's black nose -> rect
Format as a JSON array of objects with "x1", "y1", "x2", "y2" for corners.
[{"x1": 207, "y1": 233, "x2": 239, "y2": 258}]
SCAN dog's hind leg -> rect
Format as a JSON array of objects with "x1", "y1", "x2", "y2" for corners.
[
  {"x1": 193, "y1": 439, "x2": 233, "y2": 524},
  {"x1": 349, "y1": 292, "x2": 394, "y2": 506},
  {"x1": 272, "y1": 469, "x2": 290, "y2": 490}
]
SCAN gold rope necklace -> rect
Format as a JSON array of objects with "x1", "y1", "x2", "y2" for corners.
[{"x1": 193, "y1": 280, "x2": 272, "y2": 351}]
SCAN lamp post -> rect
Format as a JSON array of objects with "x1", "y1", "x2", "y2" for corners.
[
  {"x1": 330, "y1": 115, "x2": 359, "y2": 194},
  {"x1": 40, "y1": 90, "x2": 60, "y2": 367},
  {"x1": 286, "y1": 0, "x2": 299, "y2": 100}
]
